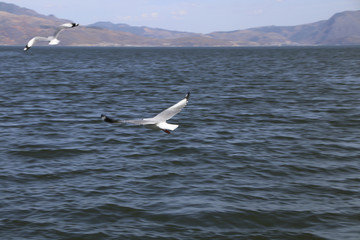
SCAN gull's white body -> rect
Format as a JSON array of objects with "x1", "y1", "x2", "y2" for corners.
[
  {"x1": 101, "y1": 92, "x2": 190, "y2": 134},
  {"x1": 24, "y1": 22, "x2": 79, "y2": 51}
]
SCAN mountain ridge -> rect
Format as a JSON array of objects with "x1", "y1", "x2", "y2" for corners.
[
  {"x1": 0, "y1": 2, "x2": 359, "y2": 47},
  {"x1": 88, "y1": 21, "x2": 203, "y2": 39}
]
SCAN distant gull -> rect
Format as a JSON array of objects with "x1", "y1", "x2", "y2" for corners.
[
  {"x1": 24, "y1": 22, "x2": 79, "y2": 51},
  {"x1": 101, "y1": 92, "x2": 190, "y2": 134}
]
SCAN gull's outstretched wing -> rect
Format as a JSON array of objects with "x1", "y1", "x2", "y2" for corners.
[
  {"x1": 101, "y1": 114, "x2": 155, "y2": 125},
  {"x1": 24, "y1": 36, "x2": 51, "y2": 51},
  {"x1": 123, "y1": 119, "x2": 157, "y2": 125},
  {"x1": 152, "y1": 92, "x2": 190, "y2": 122},
  {"x1": 29, "y1": 36, "x2": 50, "y2": 43},
  {"x1": 53, "y1": 22, "x2": 79, "y2": 38},
  {"x1": 53, "y1": 27, "x2": 65, "y2": 39}
]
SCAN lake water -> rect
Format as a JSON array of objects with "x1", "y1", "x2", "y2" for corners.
[{"x1": 1, "y1": 46, "x2": 360, "y2": 239}]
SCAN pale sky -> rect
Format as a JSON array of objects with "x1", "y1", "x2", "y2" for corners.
[{"x1": 3, "y1": 0, "x2": 360, "y2": 33}]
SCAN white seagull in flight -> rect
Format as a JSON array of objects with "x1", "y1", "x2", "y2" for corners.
[
  {"x1": 24, "y1": 22, "x2": 79, "y2": 51},
  {"x1": 101, "y1": 92, "x2": 190, "y2": 134}
]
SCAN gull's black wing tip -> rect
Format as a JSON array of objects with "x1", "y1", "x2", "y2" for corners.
[
  {"x1": 101, "y1": 114, "x2": 118, "y2": 123},
  {"x1": 185, "y1": 92, "x2": 190, "y2": 101}
]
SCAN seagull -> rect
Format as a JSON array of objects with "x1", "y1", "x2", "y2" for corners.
[
  {"x1": 101, "y1": 92, "x2": 190, "y2": 134},
  {"x1": 24, "y1": 22, "x2": 79, "y2": 51}
]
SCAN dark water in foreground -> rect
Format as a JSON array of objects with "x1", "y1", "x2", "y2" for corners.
[{"x1": 1, "y1": 46, "x2": 360, "y2": 239}]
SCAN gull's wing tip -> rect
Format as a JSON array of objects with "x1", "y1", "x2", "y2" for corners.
[
  {"x1": 185, "y1": 92, "x2": 190, "y2": 100},
  {"x1": 101, "y1": 114, "x2": 118, "y2": 123}
]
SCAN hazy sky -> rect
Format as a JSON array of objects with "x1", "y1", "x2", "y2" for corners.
[{"x1": 4, "y1": 0, "x2": 360, "y2": 33}]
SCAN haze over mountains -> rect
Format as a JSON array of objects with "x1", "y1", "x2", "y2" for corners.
[{"x1": 0, "y1": 2, "x2": 359, "y2": 47}]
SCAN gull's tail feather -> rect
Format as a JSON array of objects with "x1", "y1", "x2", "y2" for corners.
[
  {"x1": 49, "y1": 38, "x2": 60, "y2": 45},
  {"x1": 157, "y1": 122, "x2": 179, "y2": 131}
]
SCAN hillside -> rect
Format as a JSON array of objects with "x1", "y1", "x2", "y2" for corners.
[
  {"x1": 0, "y1": 2, "x2": 359, "y2": 47},
  {"x1": 208, "y1": 10, "x2": 360, "y2": 45},
  {"x1": 88, "y1": 21, "x2": 203, "y2": 39},
  {"x1": 0, "y1": 2, "x2": 51, "y2": 18}
]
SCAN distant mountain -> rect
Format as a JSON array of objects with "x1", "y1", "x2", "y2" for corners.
[
  {"x1": 0, "y1": 2, "x2": 50, "y2": 18},
  {"x1": 88, "y1": 21, "x2": 203, "y2": 39},
  {"x1": 309, "y1": 10, "x2": 360, "y2": 44},
  {"x1": 208, "y1": 10, "x2": 360, "y2": 45},
  {"x1": 0, "y1": 2, "x2": 161, "y2": 47},
  {"x1": 0, "y1": 1, "x2": 359, "y2": 47}
]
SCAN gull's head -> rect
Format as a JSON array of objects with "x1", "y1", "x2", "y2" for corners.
[
  {"x1": 72, "y1": 23, "x2": 80, "y2": 27},
  {"x1": 24, "y1": 45, "x2": 30, "y2": 51}
]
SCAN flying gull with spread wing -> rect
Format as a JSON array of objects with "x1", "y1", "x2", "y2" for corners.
[
  {"x1": 24, "y1": 22, "x2": 79, "y2": 51},
  {"x1": 101, "y1": 92, "x2": 190, "y2": 134}
]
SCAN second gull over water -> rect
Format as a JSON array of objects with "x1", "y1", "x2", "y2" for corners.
[{"x1": 101, "y1": 92, "x2": 190, "y2": 134}]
